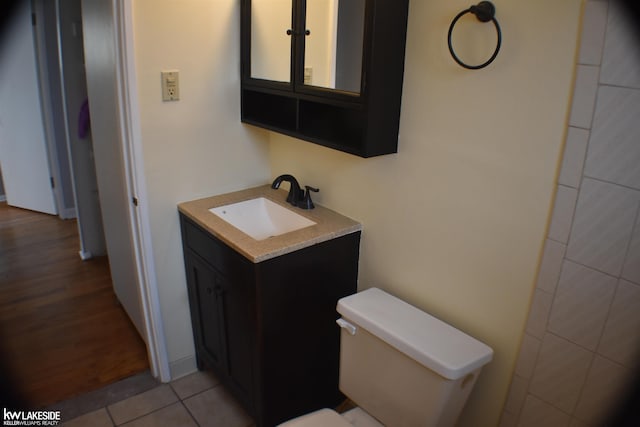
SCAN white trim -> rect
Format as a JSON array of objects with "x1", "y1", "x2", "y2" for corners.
[
  {"x1": 32, "y1": 0, "x2": 63, "y2": 218},
  {"x1": 78, "y1": 250, "x2": 92, "y2": 260},
  {"x1": 113, "y1": 0, "x2": 171, "y2": 382},
  {"x1": 60, "y1": 207, "x2": 77, "y2": 219},
  {"x1": 53, "y1": 0, "x2": 90, "y2": 246},
  {"x1": 0, "y1": 195, "x2": 7, "y2": 202}
]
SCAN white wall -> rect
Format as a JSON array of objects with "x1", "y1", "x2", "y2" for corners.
[
  {"x1": 131, "y1": 0, "x2": 270, "y2": 377},
  {"x1": 269, "y1": 0, "x2": 583, "y2": 425},
  {"x1": 126, "y1": 0, "x2": 584, "y2": 424}
]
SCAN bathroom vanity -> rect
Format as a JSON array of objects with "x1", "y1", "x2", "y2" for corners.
[{"x1": 178, "y1": 186, "x2": 361, "y2": 426}]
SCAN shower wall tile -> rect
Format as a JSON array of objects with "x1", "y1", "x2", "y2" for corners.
[
  {"x1": 597, "y1": 280, "x2": 640, "y2": 366},
  {"x1": 518, "y1": 394, "x2": 570, "y2": 427},
  {"x1": 548, "y1": 260, "x2": 617, "y2": 350},
  {"x1": 574, "y1": 356, "x2": 629, "y2": 425},
  {"x1": 529, "y1": 333, "x2": 593, "y2": 414},
  {"x1": 558, "y1": 127, "x2": 589, "y2": 189},
  {"x1": 504, "y1": 374, "x2": 528, "y2": 415},
  {"x1": 583, "y1": 86, "x2": 640, "y2": 190},
  {"x1": 568, "y1": 65, "x2": 599, "y2": 129},
  {"x1": 514, "y1": 334, "x2": 541, "y2": 380},
  {"x1": 578, "y1": 1, "x2": 608, "y2": 66},
  {"x1": 565, "y1": 178, "x2": 640, "y2": 276},
  {"x1": 621, "y1": 211, "x2": 640, "y2": 284},
  {"x1": 525, "y1": 289, "x2": 553, "y2": 339},
  {"x1": 536, "y1": 239, "x2": 567, "y2": 294},
  {"x1": 548, "y1": 186, "x2": 578, "y2": 244},
  {"x1": 600, "y1": 1, "x2": 640, "y2": 88}
]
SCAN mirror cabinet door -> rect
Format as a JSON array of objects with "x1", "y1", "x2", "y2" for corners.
[
  {"x1": 250, "y1": 0, "x2": 293, "y2": 83},
  {"x1": 303, "y1": 0, "x2": 365, "y2": 94}
]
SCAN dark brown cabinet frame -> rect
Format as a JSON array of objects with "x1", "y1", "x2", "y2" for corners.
[
  {"x1": 180, "y1": 214, "x2": 360, "y2": 426},
  {"x1": 240, "y1": 0, "x2": 410, "y2": 157}
]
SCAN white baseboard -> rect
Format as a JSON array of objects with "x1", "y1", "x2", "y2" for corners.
[
  {"x1": 0, "y1": 195, "x2": 6, "y2": 202},
  {"x1": 169, "y1": 355, "x2": 198, "y2": 382},
  {"x1": 59, "y1": 207, "x2": 77, "y2": 220},
  {"x1": 79, "y1": 250, "x2": 93, "y2": 260}
]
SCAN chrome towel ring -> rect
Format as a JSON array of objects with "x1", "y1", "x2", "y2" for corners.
[{"x1": 448, "y1": 1, "x2": 502, "y2": 70}]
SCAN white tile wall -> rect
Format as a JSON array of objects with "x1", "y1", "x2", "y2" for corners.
[
  {"x1": 622, "y1": 214, "x2": 640, "y2": 284},
  {"x1": 565, "y1": 178, "x2": 640, "y2": 276},
  {"x1": 547, "y1": 186, "x2": 578, "y2": 244},
  {"x1": 535, "y1": 239, "x2": 567, "y2": 294},
  {"x1": 514, "y1": 334, "x2": 541, "y2": 380},
  {"x1": 504, "y1": 1, "x2": 640, "y2": 424},
  {"x1": 578, "y1": 1, "x2": 608, "y2": 66},
  {"x1": 547, "y1": 261, "x2": 617, "y2": 350},
  {"x1": 518, "y1": 394, "x2": 571, "y2": 427},
  {"x1": 504, "y1": 375, "x2": 528, "y2": 415},
  {"x1": 597, "y1": 280, "x2": 640, "y2": 366},
  {"x1": 583, "y1": 86, "x2": 640, "y2": 190},
  {"x1": 525, "y1": 289, "x2": 553, "y2": 339},
  {"x1": 558, "y1": 127, "x2": 589, "y2": 189},
  {"x1": 568, "y1": 65, "x2": 599, "y2": 129},
  {"x1": 528, "y1": 333, "x2": 593, "y2": 413},
  {"x1": 574, "y1": 356, "x2": 629, "y2": 425},
  {"x1": 600, "y1": 2, "x2": 640, "y2": 88}
]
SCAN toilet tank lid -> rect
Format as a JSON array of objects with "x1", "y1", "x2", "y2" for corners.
[{"x1": 337, "y1": 288, "x2": 493, "y2": 380}]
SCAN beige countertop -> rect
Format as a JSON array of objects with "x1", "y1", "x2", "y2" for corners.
[{"x1": 178, "y1": 185, "x2": 362, "y2": 263}]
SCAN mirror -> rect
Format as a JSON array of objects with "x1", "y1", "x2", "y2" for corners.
[
  {"x1": 251, "y1": 0, "x2": 292, "y2": 82},
  {"x1": 303, "y1": 0, "x2": 365, "y2": 94}
]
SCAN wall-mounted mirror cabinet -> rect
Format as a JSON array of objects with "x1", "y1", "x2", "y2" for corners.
[{"x1": 241, "y1": 0, "x2": 409, "y2": 157}]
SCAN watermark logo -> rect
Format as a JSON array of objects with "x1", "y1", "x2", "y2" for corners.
[{"x1": 2, "y1": 408, "x2": 61, "y2": 426}]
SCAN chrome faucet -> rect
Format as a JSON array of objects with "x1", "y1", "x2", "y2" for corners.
[{"x1": 271, "y1": 174, "x2": 319, "y2": 209}]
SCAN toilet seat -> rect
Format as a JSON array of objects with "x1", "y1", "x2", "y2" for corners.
[{"x1": 278, "y1": 409, "x2": 353, "y2": 427}]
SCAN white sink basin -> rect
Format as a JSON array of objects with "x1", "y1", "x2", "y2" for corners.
[{"x1": 209, "y1": 197, "x2": 316, "y2": 241}]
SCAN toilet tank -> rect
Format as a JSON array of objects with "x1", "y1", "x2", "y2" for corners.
[{"x1": 336, "y1": 288, "x2": 493, "y2": 427}]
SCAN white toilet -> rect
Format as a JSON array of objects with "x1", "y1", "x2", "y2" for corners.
[{"x1": 279, "y1": 288, "x2": 493, "y2": 427}]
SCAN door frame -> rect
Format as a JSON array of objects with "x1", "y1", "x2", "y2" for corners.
[{"x1": 112, "y1": 0, "x2": 171, "y2": 382}]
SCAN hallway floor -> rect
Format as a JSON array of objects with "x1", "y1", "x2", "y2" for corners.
[{"x1": 0, "y1": 202, "x2": 149, "y2": 408}]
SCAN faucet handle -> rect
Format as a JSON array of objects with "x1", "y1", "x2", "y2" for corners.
[{"x1": 297, "y1": 186, "x2": 319, "y2": 210}]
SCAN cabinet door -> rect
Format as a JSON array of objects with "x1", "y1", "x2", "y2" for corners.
[
  {"x1": 300, "y1": 0, "x2": 366, "y2": 94},
  {"x1": 185, "y1": 247, "x2": 255, "y2": 413},
  {"x1": 185, "y1": 254, "x2": 227, "y2": 373},
  {"x1": 243, "y1": 0, "x2": 294, "y2": 85},
  {"x1": 219, "y1": 268, "x2": 254, "y2": 406}
]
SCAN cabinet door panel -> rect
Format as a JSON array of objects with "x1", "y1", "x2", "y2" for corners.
[
  {"x1": 186, "y1": 255, "x2": 227, "y2": 372},
  {"x1": 220, "y1": 273, "x2": 254, "y2": 404}
]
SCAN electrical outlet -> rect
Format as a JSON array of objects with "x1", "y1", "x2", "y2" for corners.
[{"x1": 161, "y1": 70, "x2": 179, "y2": 101}]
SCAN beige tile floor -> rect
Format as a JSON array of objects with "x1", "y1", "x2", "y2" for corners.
[{"x1": 61, "y1": 371, "x2": 255, "y2": 427}]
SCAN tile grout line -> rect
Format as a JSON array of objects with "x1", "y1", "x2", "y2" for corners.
[{"x1": 114, "y1": 398, "x2": 181, "y2": 426}]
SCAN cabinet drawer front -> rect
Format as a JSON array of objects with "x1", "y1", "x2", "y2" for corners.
[{"x1": 182, "y1": 217, "x2": 236, "y2": 276}]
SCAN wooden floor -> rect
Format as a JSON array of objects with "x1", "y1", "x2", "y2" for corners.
[{"x1": 0, "y1": 202, "x2": 149, "y2": 408}]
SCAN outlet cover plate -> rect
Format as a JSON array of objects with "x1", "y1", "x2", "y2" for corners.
[{"x1": 161, "y1": 70, "x2": 179, "y2": 101}]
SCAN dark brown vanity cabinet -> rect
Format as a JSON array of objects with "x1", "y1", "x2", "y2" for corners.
[
  {"x1": 241, "y1": 0, "x2": 410, "y2": 157},
  {"x1": 179, "y1": 214, "x2": 360, "y2": 426}
]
